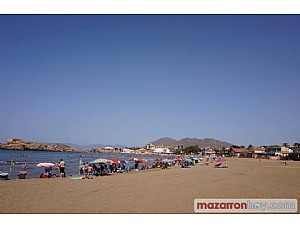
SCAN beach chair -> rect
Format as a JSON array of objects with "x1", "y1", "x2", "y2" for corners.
[
  {"x1": 214, "y1": 163, "x2": 222, "y2": 168},
  {"x1": 0, "y1": 172, "x2": 10, "y2": 180},
  {"x1": 214, "y1": 163, "x2": 228, "y2": 168}
]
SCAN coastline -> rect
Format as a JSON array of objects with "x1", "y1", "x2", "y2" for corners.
[{"x1": 0, "y1": 157, "x2": 299, "y2": 213}]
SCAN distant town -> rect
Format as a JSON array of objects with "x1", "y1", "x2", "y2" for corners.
[{"x1": 1, "y1": 138, "x2": 299, "y2": 161}]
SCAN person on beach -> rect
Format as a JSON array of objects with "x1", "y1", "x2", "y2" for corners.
[
  {"x1": 59, "y1": 159, "x2": 66, "y2": 178},
  {"x1": 108, "y1": 163, "x2": 113, "y2": 173},
  {"x1": 18, "y1": 160, "x2": 27, "y2": 179},
  {"x1": 88, "y1": 163, "x2": 93, "y2": 175},
  {"x1": 205, "y1": 158, "x2": 209, "y2": 166},
  {"x1": 81, "y1": 163, "x2": 85, "y2": 175},
  {"x1": 22, "y1": 160, "x2": 27, "y2": 171},
  {"x1": 100, "y1": 163, "x2": 104, "y2": 176},
  {"x1": 92, "y1": 163, "x2": 100, "y2": 176},
  {"x1": 45, "y1": 166, "x2": 52, "y2": 174},
  {"x1": 84, "y1": 162, "x2": 90, "y2": 179}
]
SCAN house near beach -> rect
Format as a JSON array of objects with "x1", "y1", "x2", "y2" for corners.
[
  {"x1": 138, "y1": 148, "x2": 154, "y2": 154},
  {"x1": 146, "y1": 143, "x2": 174, "y2": 154},
  {"x1": 249, "y1": 147, "x2": 266, "y2": 158},
  {"x1": 276, "y1": 146, "x2": 294, "y2": 157},
  {"x1": 230, "y1": 148, "x2": 251, "y2": 158},
  {"x1": 204, "y1": 148, "x2": 215, "y2": 154}
]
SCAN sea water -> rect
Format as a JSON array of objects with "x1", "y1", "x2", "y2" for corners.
[{"x1": 0, "y1": 149, "x2": 160, "y2": 179}]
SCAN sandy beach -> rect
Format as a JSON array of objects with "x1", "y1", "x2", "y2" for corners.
[{"x1": 0, "y1": 158, "x2": 299, "y2": 213}]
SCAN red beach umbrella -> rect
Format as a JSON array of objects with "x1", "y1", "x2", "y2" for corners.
[
  {"x1": 137, "y1": 159, "x2": 147, "y2": 163},
  {"x1": 110, "y1": 158, "x2": 119, "y2": 163}
]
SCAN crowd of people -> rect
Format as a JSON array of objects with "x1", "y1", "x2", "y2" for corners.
[
  {"x1": 78, "y1": 158, "x2": 199, "y2": 179},
  {"x1": 13, "y1": 155, "x2": 213, "y2": 180},
  {"x1": 80, "y1": 161, "x2": 128, "y2": 179}
]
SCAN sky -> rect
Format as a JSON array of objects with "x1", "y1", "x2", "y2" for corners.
[{"x1": 0, "y1": 15, "x2": 300, "y2": 147}]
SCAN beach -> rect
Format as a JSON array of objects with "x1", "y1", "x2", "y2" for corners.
[{"x1": 0, "y1": 157, "x2": 299, "y2": 213}]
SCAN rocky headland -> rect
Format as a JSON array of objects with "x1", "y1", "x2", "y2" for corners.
[{"x1": 0, "y1": 138, "x2": 84, "y2": 152}]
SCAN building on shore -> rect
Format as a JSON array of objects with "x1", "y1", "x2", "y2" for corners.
[
  {"x1": 230, "y1": 148, "x2": 251, "y2": 158},
  {"x1": 249, "y1": 147, "x2": 266, "y2": 158},
  {"x1": 276, "y1": 146, "x2": 294, "y2": 157}
]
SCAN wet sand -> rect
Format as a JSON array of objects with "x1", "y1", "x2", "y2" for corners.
[{"x1": 0, "y1": 158, "x2": 299, "y2": 213}]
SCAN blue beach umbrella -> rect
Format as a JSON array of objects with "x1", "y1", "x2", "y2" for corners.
[
  {"x1": 184, "y1": 158, "x2": 193, "y2": 163},
  {"x1": 120, "y1": 160, "x2": 129, "y2": 164}
]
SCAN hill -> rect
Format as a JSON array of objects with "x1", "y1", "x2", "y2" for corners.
[
  {"x1": 151, "y1": 137, "x2": 232, "y2": 149},
  {"x1": 0, "y1": 138, "x2": 85, "y2": 152}
]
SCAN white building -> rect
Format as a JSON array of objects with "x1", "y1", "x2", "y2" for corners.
[
  {"x1": 276, "y1": 147, "x2": 294, "y2": 157},
  {"x1": 104, "y1": 146, "x2": 114, "y2": 150},
  {"x1": 153, "y1": 148, "x2": 173, "y2": 154},
  {"x1": 121, "y1": 148, "x2": 134, "y2": 153}
]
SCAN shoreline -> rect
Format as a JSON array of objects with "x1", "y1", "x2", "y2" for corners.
[{"x1": 0, "y1": 158, "x2": 299, "y2": 213}]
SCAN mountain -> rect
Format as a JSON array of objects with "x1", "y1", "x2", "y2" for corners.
[
  {"x1": 149, "y1": 137, "x2": 178, "y2": 147},
  {"x1": 151, "y1": 137, "x2": 232, "y2": 149}
]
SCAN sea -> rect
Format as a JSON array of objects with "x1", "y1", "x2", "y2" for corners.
[{"x1": 0, "y1": 149, "x2": 161, "y2": 179}]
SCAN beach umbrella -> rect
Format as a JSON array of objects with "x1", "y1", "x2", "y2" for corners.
[
  {"x1": 184, "y1": 158, "x2": 193, "y2": 163},
  {"x1": 109, "y1": 158, "x2": 128, "y2": 164},
  {"x1": 36, "y1": 162, "x2": 55, "y2": 168},
  {"x1": 110, "y1": 158, "x2": 119, "y2": 163},
  {"x1": 137, "y1": 158, "x2": 147, "y2": 163},
  {"x1": 216, "y1": 157, "x2": 226, "y2": 163},
  {"x1": 119, "y1": 160, "x2": 129, "y2": 164},
  {"x1": 92, "y1": 158, "x2": 112, "y2": 164}
]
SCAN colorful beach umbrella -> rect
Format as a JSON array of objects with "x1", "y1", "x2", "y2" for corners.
[
  {"x1": 216, "y1": 157, "x2": 226, "y2": 163},
  {"x1": 91, "y1": 158, "x2": 112, "y2": 164},
  {"x1": 110, "y1": 158, "x2": 120, "y2": 163},
  {"x1": 109, "y1": 158, "x2": 128, "y2": 164},
  {"x1": 119, "y1": 160, "x2": 129, "y2": 164}
]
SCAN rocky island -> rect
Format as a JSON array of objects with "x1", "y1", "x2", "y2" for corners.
[{"x1": 0, "y1": 138, "x2": 84, "y2": 152}]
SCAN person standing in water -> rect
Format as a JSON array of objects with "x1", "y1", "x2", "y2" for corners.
[
  {"x1": 59, "y1": 159, "x2": 66, "y2": 178},
  {"x1": 22, "y1": 160, "x2": 27, "y2": 171},
  {"x1": 18, "y1": 160, "x2": 27, "y2": 179}
]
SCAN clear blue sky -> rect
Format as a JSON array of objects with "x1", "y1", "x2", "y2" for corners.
[{"x1": 1, "y1": 15, "x2": 299, "y2": 147}]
